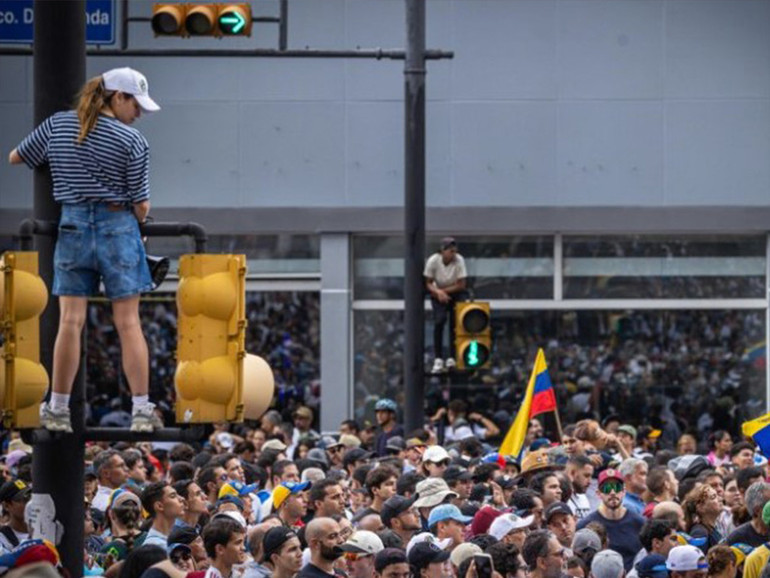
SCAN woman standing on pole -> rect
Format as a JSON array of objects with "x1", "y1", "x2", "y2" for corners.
[{"x1": 8, "y1": 67, "x2": 161, "y2": 433}]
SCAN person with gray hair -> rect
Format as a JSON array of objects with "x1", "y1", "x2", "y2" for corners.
[
  {"x1": 619, "y1": 458, "x2": 649, "y2": 516},
  {"x1": 723, "y1": 481, "x2": 770, "y2": 547},
  {"x1": 91, "y1": 449, "x2": 129, "y2": 512}
]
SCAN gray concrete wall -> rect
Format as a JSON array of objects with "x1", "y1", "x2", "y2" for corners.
[{"x1": 1, "y1": 0, "x2": 769, "y2": 218}]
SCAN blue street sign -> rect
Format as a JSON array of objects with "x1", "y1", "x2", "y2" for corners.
[{"x1": 0, "y1": 0, "x2": 115, "y2": 45}]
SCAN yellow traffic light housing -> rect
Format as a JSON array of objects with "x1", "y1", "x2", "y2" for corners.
[
  {"x1": 151, "y1": 4, "x2": 187, "y2": 35},
  {"x1": 175, "y1": 254, "x2": 247, "y2": 423},
  {"x1": 454, "y1": 301, "x2": 492, "y2": 370},
  {"x1": 152, "y1": 3, "x2": 253, "y2": 37},
  {"x1": 0, "y1": 252, "x2": 49, "y2": 428}
]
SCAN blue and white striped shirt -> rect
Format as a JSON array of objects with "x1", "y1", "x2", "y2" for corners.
[{"x1": 16, "y1": 110, "x2": 150, "y2": 204}]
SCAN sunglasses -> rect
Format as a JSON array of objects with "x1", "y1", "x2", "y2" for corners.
[
  {"x1": 344, "y1": 552, "x2": 371, "y2": 562},
  {"x1": 171, "y1": 551, "x2": 192, "y2": 563},
  {"x1": 600, "y1": 481, "x2": 624, "y2": 494}
]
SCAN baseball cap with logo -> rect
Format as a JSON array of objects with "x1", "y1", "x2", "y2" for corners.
[
  {"x1": 520, "y1": 449, "x2": 551, "y2": 475},
  {"x1": 0, "y1": 480, "x2": 31, "y2": 503},
  {"x1": 666, "y1": 545, "x2": 708, "y2": 572},
  {"x1": 219, "y1": 480, "x2": 260, "y2": 499},
  {"x1": 598, "y1": 469, "x2": 624, "y2": 485},
  {"x1": 340, "y1": 530, "x2": 385, "y2": 555},
  {"x1": 272, "y1": 481, "x2": 312, "y2": 510},
  {"x1": 102, "y1": 67, "x2": 160, "y2": 112},
  {"x1": 406, "y1": 532, "x2": 452, "y2": 556},
  {"x1": 409, "y1": 541, "x2": 451, "y2": 570}
]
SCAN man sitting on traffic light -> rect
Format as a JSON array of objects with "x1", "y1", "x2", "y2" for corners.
[{"x1": 424, "y1": 237, "x2": 467, "y2": 374}]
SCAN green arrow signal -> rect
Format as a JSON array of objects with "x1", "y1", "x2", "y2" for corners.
[{"x1": 220, "y1": 12, "x2": 246, "y2": 34}]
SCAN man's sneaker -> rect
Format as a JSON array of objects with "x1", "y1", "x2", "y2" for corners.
[
  {"x1": 40, "y1": 402, "x2": 73, "y2": 433},
  {"x1": 131, "y1": 403, "x2": 163, "y2": 433},
  {"x1": 445, "y1": 357, "x2": 456, "y2": 369},
  {"x1": 431, "y1": 358, "x2": 445, "y2": 374}
]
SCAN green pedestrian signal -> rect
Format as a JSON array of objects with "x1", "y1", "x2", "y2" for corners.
[{"x1": 463, "y1": 339, "x2": 489, "y2": 368}]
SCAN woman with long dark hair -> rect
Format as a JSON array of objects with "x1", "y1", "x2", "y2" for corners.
[{"x1": 9, "y1": 67, "x2": 161, "y2": 433}]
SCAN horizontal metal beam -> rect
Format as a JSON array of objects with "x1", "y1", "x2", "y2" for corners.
[
  {"x1": 352, "y1": 298, "x2": 769, "y2": 311},
  {"x1": 0, "y1": 47, "x2": 453, "y2": 59},
  {"x1": 23, "y1": 425, "x2": 207, "y2": 444}
]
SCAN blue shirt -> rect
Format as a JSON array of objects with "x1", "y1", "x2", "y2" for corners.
[
  {"x1": 16, "y1": 110, "x2": 150, "y2": 204},
  {"x1": 577, "y1": 509, "x2": 645, "y2": 571},
  {"x1": 623, "y1": 492, "x2": 645, "y2": 516}
]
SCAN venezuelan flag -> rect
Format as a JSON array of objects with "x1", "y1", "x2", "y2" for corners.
[
  {"x1": 499, "y1": 348, "x2": 557, "y2": 458},
  {"x1": 742, "y1": 412, "x2": 770, "y2": 458},
  {"x1": 743, "y1": 341, "x2": 766, "y2": 369}
]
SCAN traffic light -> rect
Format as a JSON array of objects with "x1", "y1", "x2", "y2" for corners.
[
  {"x1": 454, "y1": 301, "x2": 491, "y2": 370},
  {"x1": 152, "y1": 3, "x2": 252, "y2": 37},
  {"x1": 175, "y1": 254, "x2": 247, "y2": 423},
  {"x1": 0, "y1": 252, "x2": 49, "y2": 428}
]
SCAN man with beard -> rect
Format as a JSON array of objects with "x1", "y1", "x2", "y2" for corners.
[
  {"x1": 577, "y1": 469, "x2": 644, "y2": 571},
  {"x1": 374, "y1": 399, "x2": 404, "y2": 457},
  {"x1": 522, "y1": 529, "x2": 566, "y2": 578},
  {"x1": 381, "y1": 496, "x2": 421, "y2": 548},
  {"x1": 566, "y1": 455, "x2": 594, "y2": 521},
  {"x1": 298, "y1": 517, "x2": 346, "y2": 577}
]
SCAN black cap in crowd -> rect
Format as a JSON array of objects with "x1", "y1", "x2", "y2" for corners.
[
  {"x1": 343, "y1": 448, "x2": 373, "y2": 468},
  {"x1": 168, "y1": 525, "x2": 199, "y2": 546},
  {"x1": 262, "y1": 526, "x2": 297, "y2": 562},
  {"x1": 375, "y1": 548, "x2": 409, "y2": 573},
  {"x1": 440, "y1": 237, "x2": 457, "y2": 250},
  {"x1": 0, "y1": 480, "x2": 31, "y2": 503},
  {"x1": 381, "y1": 495, "x2": 416, "y2": 528},
  {"x1": 443, "y1": 465, "x2": 473, "y2": 484},
  {"x1": 408, "y1": 541, "x2": 450, "y2": 569},
  {"x1": 544, "y1": 501, "x2": 574, "y2": 523}
]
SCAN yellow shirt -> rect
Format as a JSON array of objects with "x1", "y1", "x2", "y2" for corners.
[{"x1": 742, "y1": 544, "x2": 770, "y2": 578}]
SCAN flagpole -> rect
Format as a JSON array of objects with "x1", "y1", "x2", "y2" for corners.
[{"x1": 553, "y1": 406, "x2": 564, "y2": 442}]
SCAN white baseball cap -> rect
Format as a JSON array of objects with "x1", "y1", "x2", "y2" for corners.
[
  {"x1": 488, "y1": 512, "x2": 535, "y2": 541},
  {"x1": 421, "y1": 445, "x2": 451, "y2": 463},
  {"x1": 666, "y1": 545, "x2": 708, "y2": 572},
  {"x1": 340, "y1": 531, "x2": 385, "y2": 555},
  {"x1": 405, "y1": 532, "x2": 452, "y2": 556},
  {"x1": 102, "y1": 67, "x2": 160, "y2": 112}
]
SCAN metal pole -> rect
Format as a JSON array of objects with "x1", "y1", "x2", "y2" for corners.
[
  {"x1": 31, "y1": 1, "x2": 85, "y2": 576},
  {"x1": 403, "y1": 0, "x2": 426, "y2": 434}
]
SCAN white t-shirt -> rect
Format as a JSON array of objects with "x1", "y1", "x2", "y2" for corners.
[
  {"x1": 91, "y1": 485, "x2": 114, "y2": 512},
  {"x1": 424, "y1": 253, "x2": 467, "y2": 289},
  {"x1": 568, "y1": 493, "x2": 592, "y2": 520}
]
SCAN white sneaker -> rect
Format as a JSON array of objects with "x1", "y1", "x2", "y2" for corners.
[
  {"x1": 431, "y1": 358, "x2": 445, "y2": 374},
  {"x1": 445, "y1": 357, "x2": 456, "y2": 369},
  {"x1": 40, "y1": 402, "x2": 73, "y2": 433},
  {"x1": 131, "y1": 403, "x2": 163, "y2": 433}
]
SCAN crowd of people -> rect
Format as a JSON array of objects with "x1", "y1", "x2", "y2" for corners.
[
  {"x1": 84, "y1": 292, "x2": 321, "y2": 427},
  {"x1": 2, "y1": 398, "x2": 770, "y2": 578}
]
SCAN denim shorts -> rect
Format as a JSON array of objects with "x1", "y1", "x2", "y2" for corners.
[{"x1": 53, "y1": 203, "x2": 154, "y2": 299}]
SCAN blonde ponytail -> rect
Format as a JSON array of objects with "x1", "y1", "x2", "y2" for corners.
[{"x1": 76, "y1": 75, "x2": 114, "y2": 143}]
